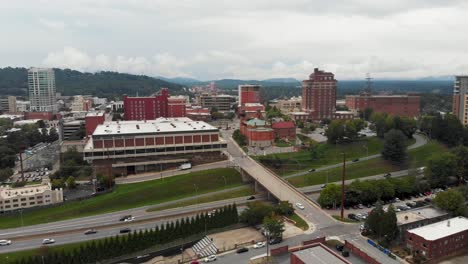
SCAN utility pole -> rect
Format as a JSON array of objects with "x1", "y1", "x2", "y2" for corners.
[{"x1": 340, "y1": 153, "x2": 346, "y2": 220}]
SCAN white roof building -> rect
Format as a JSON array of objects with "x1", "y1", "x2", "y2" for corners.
[{"x1": 407, "y1": 216, "x2": 468, "y2": 241}]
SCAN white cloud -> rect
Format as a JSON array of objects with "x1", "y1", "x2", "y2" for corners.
[
  {"x1": 1, "y1": 0, "x2": 468, "y2": 79},
  {"x1": 38, "y1": 18, "x2": 66, "y2": 30}
]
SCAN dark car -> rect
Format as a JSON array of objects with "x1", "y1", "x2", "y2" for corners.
[
  {"x1": 308, "y1": 168, "x2": 316, "y2": 172},
  {"x1": 269, "y1": 237, "x2": 282, "y2": 245},
  {"x1": 247, "y1": 196, "x2": 256, "y2": 200},
  {"x1": 347, "y1": 213, "x2": 356, "y2": 220},
  {"x1": 384, "y1": 173, "x2": 391, "y2": 178},
  {"x1": 84, "y1": 229, "x2": 97, "y2": 235},
  {"x1": 236, "y1": 247, "x2": 249, "y2": 254},
  {"x1": 336, "y1": 245, "x2": 344, "y2": 251},
  {"x1": 119, "y1": 228, "x2": 131, "y2": 234},
  {"x1": 424, "y1": 198, "x2": 432, "y2": 203},
  {"x1": 119, "y1": 215, "x2": 132, "y2": 221},
  {"x1": 352, "y1": 158, "x2": 359, "y2": 162}
]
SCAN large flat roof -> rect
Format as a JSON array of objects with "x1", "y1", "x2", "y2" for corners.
[
  {"x1": 397, "y1": 207, "x2": 447, "y2": 225},
  {"x1": 92, "y1": 117, "x2": 217, "y2": 136},
  {"x1": 1, "y1": 184, "x2": 51, "y2": 199},
  {"x1": 407, "y1": 216, "x2": 468, "y2": 241},
  {"x1": 293, "y1": 244, "x2": 350, "y2": 264}
]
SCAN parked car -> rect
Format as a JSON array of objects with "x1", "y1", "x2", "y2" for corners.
[
  {"x1": 204, "y1": 255, "x2": 217, "y2": 262},
  {"x1": 384, "y1": 173, "x2": 391, "y2": 178},
  {"x1": 320, "y1": 184, "x2": 326, "y2": 188},
  {"x1": 308, "y1": 168, "x2": 316, "y2": 172},
  {"x1": 347, "y1": 213, "x2": 356, "y2": 220},
  {"x1": 295, "y1": 203, "x2": 305, "y2": 210},
  {"x1": 253, "y1": 241, "x2": 266, "y2": 249},
  {"x1": 119, "y1": 228, "x2": 131, "y2": 234},
  {"x1": 42, "y1": 238, "x2": 55, "y2": 245},
  {"x1": 269, "y1": 237, "x2": 282, "y2": 245},
  {"x1": 247, "y1": 196, "x2": 255, "y2": 200},
  {"x1": 236, "y1": 247, "x2": 249, "y2": 253},
  {"x1": 352, "y1": 158, "x2": 359, "y2": 162},
  {"x1": 84, "y1": 229, "x2": 97, "y2": 235},
  {"x1": 358, "y1": 204, "x2": 364, "y2": 209},
  {"x1": 0, "y1": 240, "x2": 11, "y2": 246},
  {"x1": 336, "y1": 244, "x2": 344, "y2": 251},
  {"x1": 424, "y1": 198, "x2": 432, "y2": 203}
]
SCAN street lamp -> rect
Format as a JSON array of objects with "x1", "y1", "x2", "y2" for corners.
[
  {"x1": 363, "y1": 144, "x2": 368, "y2": 159},
  {"x1": 193, "y1": 184, "x2": 199, "y2": 209},
  {"x1": 221, "y1": 176, "x2": 227, "y2": 190}
]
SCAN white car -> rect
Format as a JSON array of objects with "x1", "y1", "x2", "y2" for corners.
[
  {"x1": 42, "y1": 238, "x2": 55, "y2": 245},
  {"x1": 0, "y1": 240, "x2": 11, "y2": 246},
  {"x1": 124, "y1": 216, "x2": 135, "y2": 222},
  {"x1": 253, "y1": 241, "x2": 266, "y2": 249},
  {"x1": 295, "y1": 203, "x2": 305, "y2": 210},
  {"x1": 204, "y1": 255, "x2": 217, "y2": 262}
]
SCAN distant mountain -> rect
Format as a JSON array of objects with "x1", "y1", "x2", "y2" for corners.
[
  {"x1": 157, "y1": 76, "x2": 202, "y2": 85},
  {"x1": 262, "y1": 78, "x2": 299, "y2": 83},
  {"x1": 0, "y1": 67, "x2": 187, "y2": 98},
  {"x1": 418, "y1": 75, "x2": 454, "y2": 81}
]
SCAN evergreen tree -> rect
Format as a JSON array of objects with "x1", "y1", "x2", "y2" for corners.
[{"x1": 382, "y1": 129, "x2": 407, "y2": 163}]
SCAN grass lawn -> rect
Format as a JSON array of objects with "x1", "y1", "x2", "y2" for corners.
[
  {"x1": 0, "y1": 168, "x2": 244, "y2": 229},
  {"x1": 147, "y1": 186, "x2": 255, "y2": 212},
  {"x1": 275, "y1": 139, "x2": 295, "y2": 147},
  {"x1": 288, "y1": 141, "x2": 447, "y2": 188},
  {"x1": 256, "y1": 137, "x2": 385, "y2": 176},
  {"x1": 289, "y1": 213, "x2": 309, "y2": 230}
]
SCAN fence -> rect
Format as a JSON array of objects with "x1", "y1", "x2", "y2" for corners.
[{"x1": 344, "y1": 240, "x2": 380, "y2": 264}]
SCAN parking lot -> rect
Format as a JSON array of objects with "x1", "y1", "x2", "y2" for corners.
[
  {"x1": 311, "y1": 188, "x2": 446, "y2": 224},
  {"x1": 6, "y1": 167, "x2": 50, "y2": 184}
]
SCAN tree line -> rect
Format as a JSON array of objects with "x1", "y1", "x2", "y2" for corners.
[
  {"x1": 419, "y1": 113, "x2": 468, "y2": 147},
  {"x1": 14, "y1": 204, "x2": 239, "y2": 264}
]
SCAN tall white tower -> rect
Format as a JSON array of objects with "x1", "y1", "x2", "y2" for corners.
[{"x1": 28, "y1": 68, "x2": 57, "y2": 112}]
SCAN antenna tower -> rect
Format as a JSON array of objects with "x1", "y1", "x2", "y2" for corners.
[{"x1": 365, "y1": 73, "x2": 373, "y2": 94}]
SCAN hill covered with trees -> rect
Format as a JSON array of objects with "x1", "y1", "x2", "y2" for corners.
[{"x1": 0, "y1": 67, "x2": 187, "y2": 98}]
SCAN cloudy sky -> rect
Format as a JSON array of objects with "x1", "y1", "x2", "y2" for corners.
[{"x1": 1, "y1": 0, "x2": 468, "y2": 80}]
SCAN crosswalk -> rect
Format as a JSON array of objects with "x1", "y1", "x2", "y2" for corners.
[{"x1": 192, "y1": 236, "x2": 218, "y2": 257}]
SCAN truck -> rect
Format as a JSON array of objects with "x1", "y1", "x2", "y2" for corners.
[{"x1": 179, "y1": 163, "x2": 192, "y2": 170}]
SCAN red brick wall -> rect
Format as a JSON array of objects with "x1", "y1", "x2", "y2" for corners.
[
  {"x1": 85, "y1": 114, "x2": 105, "y2": 137},
  {"x1": 273, "y1": 127, "x2": 296, "y2": 140},
  {"x1": 302, "y1": 237, "x2": 326, "y2": 246},
  {"x1": 168, "y1": 98, "x2": 186, "y2": 117},
  {"x1": 270, "y1": 245, "x2": 289, "y2": 256},
  {"x1": 24, "y1": 111, "x2": 54, "y2": 121},
  {"x1": 406, "y1": 229, "x2": 468, "y2": 260},
  {"x1": 345, "y1": 95, "x2": 421, "y2": 117},
  {"x1": 123, "y1": 88, "x2": 169, "y2": 120}
]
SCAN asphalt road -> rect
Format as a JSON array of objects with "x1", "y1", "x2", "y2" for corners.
[{"x1": 0, "y1": 195, "x2": 262, "y2": 253}]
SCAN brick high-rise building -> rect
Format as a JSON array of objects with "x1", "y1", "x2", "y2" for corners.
[
  {"x1": 453, "y1": 76, "x2": 468, "y2": 125},
  {"x1": 302, "y1": 68, "x2": 337, "y2": 120},
  {"x1": 238, "y1": 84, "x2": 261, "y2": 106},
  {"x1": 123, "y1": 89, "x2": 169, "y2": 120},
  {"x1": 168, "y1": 96, "x2": 188, "y2": 117}
]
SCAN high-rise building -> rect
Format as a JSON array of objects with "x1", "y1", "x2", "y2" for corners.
[
  {"x1": 302, "y1": 68, "x2": 337, "y2": 120},
  {"x1": 0, "y1": 96, "x2": 17, "y2": 113},
  {"x1": 28, "y1": 68, "x2": 57, "y2": 112},
  {"x1": 197, "y1": 93, "x2": 236, "y2": 112},
  {"x1": 123, "y1": 89, "x2": 169, "y2": 120},
  {"x1": 238, "y1": 84, "x2": 261, "y2": 106},
  {"x1": 453, "y1": 76, "x2": 468, "y2": 125}
]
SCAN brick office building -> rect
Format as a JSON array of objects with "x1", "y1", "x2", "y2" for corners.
[
  {"x1": 238, "y1": 84, "x2": 261, "y2": 105},
  {"x1": 302, "y1": 68, "x2": 337, "y2": 120},
  {"x1": 83, "y1": 117, "x2": 227, "y2": 176},
  {"x1": 123, "y1": 89, "x2": 169, "y2": 120},
  {"x1": 240, "y1": 118, "x2": 274, "y2": 147},
  {"x1": 345, "y1": 93, "x2": 421, "y2": 117},
  {"x1": 168, "y1": 96, "x2": 188, "y2": 118},
  {"x1": 272, "y1": 121, "x2": 296, "y2": 140},
  {"x1": 406, "y1": 216, "x2": 468, "y2": 261},
  {"x1": 85, "y1": 112, "x2": 105, "y2": 137}
]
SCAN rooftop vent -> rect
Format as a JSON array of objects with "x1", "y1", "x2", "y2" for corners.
[
  {"x1": 448, "y1": 220, "x2": 451, "y2": 227},
  {"x1": 136, "y1": 125, "x2": 140, "y2": 129}
]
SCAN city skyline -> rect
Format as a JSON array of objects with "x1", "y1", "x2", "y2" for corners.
[{"x1": 1, "y1": 1, "x2": 468, "y2": 80}]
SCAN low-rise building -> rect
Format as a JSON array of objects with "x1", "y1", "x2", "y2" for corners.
[
  {"x1": 84, "y1": 117, "x2": 227, "y2": 176},
  {"x1": 290, "y1": 243, "x2": 352, "y2": 264},
  {"x1": 85, "y1": 112, "x2": 105, "y2": 137},
  {"x1": 168, "y1": 95, "x2": 188, "y2": 117},
  {"x1": 406, "y1": 216, "x2": 468, "y2": 261},
  {"x1": 0, "y1": 96, "x2": 17, "y2": 113},
  {"x1": 16, "y1": 100, "x2": 30, "y2": 112},
  {"x1": 397, "y1": 207, "x2": 449, "y2": 241},
  {"x1": 289, "y1": 111, "x2": 309, "y2": 122},
  {"x1": 0, "y1": 183, "x2": 63, "y2": 213},
  {"x1": 61, "y1": 120, "x2": 85, "y2": 141},
  {"x1": 196, "y1": 93, "x2": 236, "y2": 112},
  {"x1": 186, "y1": 106, "x2": 211, "y2": 122},
  {"x1": 345, "y1": 93, "x2": 421, "y2": 117},
  {"x1": 240, "y1": 118, "x2": 274, "y2": 147},
  {"x1": 239, "y1": 103, "x2": 265, "y2": 119},
  {"x1": 333, "y1": 111, "x2": 356, "y2": 120},
  {"x1": 272, "y1": 121, "x2": 296, "y2": 140},
  {"x1": 269, "y1": 96, "x2": 302, "y2": 114}
]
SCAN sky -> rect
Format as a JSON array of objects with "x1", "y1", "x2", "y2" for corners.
[{"x1": 1, "y1": 0, "x2": 468, "y2": 80}]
